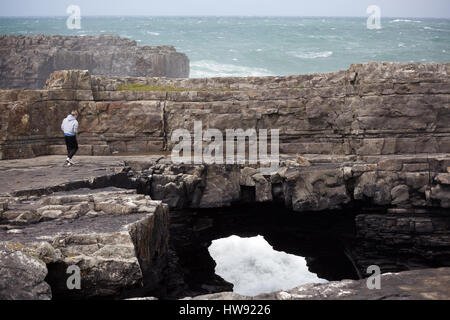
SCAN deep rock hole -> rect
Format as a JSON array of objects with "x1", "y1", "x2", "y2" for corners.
[
  {"x1": 163, "y1": 203, "x2": 361, "y2": 299},
  {"x1": 40, "y1": 184, "x2": 449, "y2": 300}
]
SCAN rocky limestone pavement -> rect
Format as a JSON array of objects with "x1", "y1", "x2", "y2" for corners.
[
  {"x1": 0, "y1": 154, "x2": 167, "y2": 197},
  {"x1": 0, "y1": 187, "x2": 169, "y2": 299},
  {"x1": 0, "y1": 243, "x2": 52, "y2": 300},
  {"x1": 184, "y1": 268, "x2": 450, "y2": 300},
  {"x1": 0, "y1": 153, "x2": 449, "y2": 299},
  {"x1": 0, "y1": 34, "x2": 190, "y2": 89},
  {"x1": 128, "y1": 154, "x2": 450, "y2": 212},
  {"x1": 1, "y1": 62, "x2": 449, "y2": 160},
  {"x1": 128, "y1": 154, "x2": 450, "y2": 276},
  {"x1": 2, "y1": 153, "x2": 450, "y2": 274},
  {"x1": 0, "y1": 61, "x2": 449, "y2": 300}
]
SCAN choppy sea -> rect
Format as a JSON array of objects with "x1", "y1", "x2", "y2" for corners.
[{"x1": 1, "y1": 16, "x2": 449, "y2": 77}]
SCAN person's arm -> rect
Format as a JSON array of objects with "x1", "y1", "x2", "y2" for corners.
[
  {"x1": 74, "y1": 121, "x2": 79, "y2": 135},
  {"x1": 61, "y1": 119, "x2": 65, "y2": 132}
]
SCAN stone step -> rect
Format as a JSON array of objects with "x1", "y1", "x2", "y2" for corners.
[{"x1": 48, "y1": 144, "x2": 110, "y2": 156}]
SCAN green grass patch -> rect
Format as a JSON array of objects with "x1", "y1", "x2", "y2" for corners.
[
  {"x1": 116, "y1": 84, "x2": 186, "y2": 92},
  {"x1": 116, "y1": 83, "x2": 239, "y2": 93}
]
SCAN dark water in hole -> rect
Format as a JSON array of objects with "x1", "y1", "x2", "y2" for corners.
[{"x1": 166, "y1": 204, "x2": 361, "y2": 298}]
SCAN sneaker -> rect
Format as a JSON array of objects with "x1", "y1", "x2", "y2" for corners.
[
  {"x1": 68, "y1": 159, "x2": 76, "y2": 166},
  {"x1": 67, "y1": 162, "x2": 73, "y2": 167}
]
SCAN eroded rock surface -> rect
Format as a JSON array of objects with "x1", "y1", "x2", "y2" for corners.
[
  {"x1": 354, "y1": 212, "x2": 450, "y2": 274},
  {"x1": 1, "y1": 62, "x2": 449, "y2": 159},
  {"x1": 0, "y1": 154, "x2": 449, "y2": 300},
  {"x1": 0, "y1": 34, "x2": 190, "y2": 89},
  {"x1": 0, "y1": 243, "x2": 51, "y2": 300},
  {"x1": 129, "y1": 154, "x2": 450, "y2": 212},
  {"x1": 0, "y1": 187, "x2": 169, "y2": 299},
  {"x1": 185, "y1": 268, "x2": 450, "y2": 300},
  {"x1": 0, "y1": 61, "x2": 449, "y2": 300}
]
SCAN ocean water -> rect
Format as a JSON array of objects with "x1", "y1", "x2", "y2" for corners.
[
  {"x1": 1, "y1": 16, "x2": 449, "y2": 77},
  {"x1": 209, "y1": 235, "x2": 327, "y2": 296}
]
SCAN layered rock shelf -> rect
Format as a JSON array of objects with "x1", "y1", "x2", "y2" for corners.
[
  {"x1": 0, "y1": 35, "x2": 190, "y2": 89},
  {"x1": 0, "y1": 152, "x2": 449, "y2": 299},
  {"x1": 128, "y1": 154, "x2": 450, "y2": 211},
  {"x1": 0, "y1": 62, "x2": 449, "y2": 300},
  {"x1": 0, "y1": 62, "x2": 449, "y2": 160}
]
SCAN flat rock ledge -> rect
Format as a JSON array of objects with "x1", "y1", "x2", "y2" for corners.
[
  {"x1": 184, "y1": 267, "x2": 450, "y2": 300},
  {"x1": 129, "y1": 153, "x2": 450, "y2": 211},
  {"x1": 0, "y1": 187, "x2": 169, "y2": 300}
]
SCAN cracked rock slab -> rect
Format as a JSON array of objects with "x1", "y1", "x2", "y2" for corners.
[{"x1": 0, "y1": 188, "x2": 169, "y2": 299}]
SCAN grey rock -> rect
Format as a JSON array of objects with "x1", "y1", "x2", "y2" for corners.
[
  {"x1": 0, "y1": 188, "x2": 170, "y2": 299},
  {"x1": 186, "y1": 268, "x2": 450, "y2": 300},
  {"x1": 253, "y1": 174, "x2": 272, "y2": 202},
  {"x1": 430, "y1": 185, "x2": 450, "y2": 208},
  {"x1": 126, "y1": 297, "x2": 159, "y2": 300},
  {"x1": 296, "y1": 156, "x2": 311, "y2": 167},
  {"x1": 436, "y1": 173, "x2": 450, "y2": 185},
  {"x1": 391, "y1": 185, "x2": 410, "y2": 205},
  {"x1": 199, "y1": 166, "x2": 241, "y2": 208},
  {"x1": 0, "y1": 244, "x2": 52, "y2": 300},
  {"x1": 184, "y1": 292, "x2": 251, "y2": 300},
  {"x1": 354, "y1": 213, "x2": 450, "y2": 273},
  {"x1": 0, "y1": 34, "x2": 189, "y2": 89},
  {"x1": 1, "y1": 62, "x2": 450, "y2": 160}
]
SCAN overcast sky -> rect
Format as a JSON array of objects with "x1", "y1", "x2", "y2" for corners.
[{"x1": 1, "y1": 0, "x2": 450, "y2": 18}]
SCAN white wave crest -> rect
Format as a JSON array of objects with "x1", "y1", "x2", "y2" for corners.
[
  {"x1": 190, "y1": 60, "x2": 273, "y2": 78},
  {"x1": 291, "y1": 51, "x2": 333, "y2": 59},
  {"x1": 147, "y1": 31, "x2": 160, "y2": 36},
  {"x1": 209, "y1": 235, "x2": 328, "y2": 296},
  {"x1": 390, "y1": 19, "x2": 422, "y2": 23}
]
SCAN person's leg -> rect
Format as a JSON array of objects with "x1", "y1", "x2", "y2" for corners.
[
  {"x1": 65, "y1": 136, "x2": 73, "y2": 160},
  {"x1": 67, "y1": 136, "x2": 77, "y2": 159},
  {"x1": 72, "y1": 136, "x2": 79, "y2": 158}
]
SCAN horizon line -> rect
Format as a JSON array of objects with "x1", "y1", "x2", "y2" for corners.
[{"x1": 0, "y1": 14, "x2": 449, "y2": 19}]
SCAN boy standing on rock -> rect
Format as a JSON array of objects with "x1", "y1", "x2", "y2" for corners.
[{"x1": 61, "y1": 110, "x2": 79, "y2": 166}]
